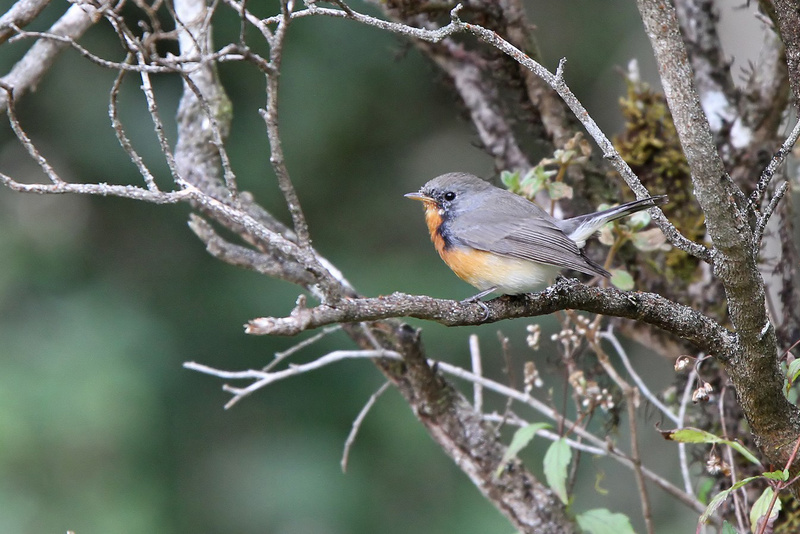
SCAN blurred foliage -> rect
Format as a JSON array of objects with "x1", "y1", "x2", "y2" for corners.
[{"x1": 0, "y1": 0, "x2": 697, "y2": 533}]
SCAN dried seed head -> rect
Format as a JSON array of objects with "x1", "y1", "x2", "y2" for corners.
[{"x1": 674, "y1": 355, "x2": 693, "y2": 372}]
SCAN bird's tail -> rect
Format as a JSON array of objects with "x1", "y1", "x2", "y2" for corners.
[{"x1": 560, "y1": 195, "x2": 668, "y2": 247}]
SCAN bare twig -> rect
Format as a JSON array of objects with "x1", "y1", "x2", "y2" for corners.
[
  {"x1": 433, "y1": 359, "x2": 705, "y2": 514},
  {"x1": 261, "y1": 2, "x2": 311, "y2": 249},
  {"x1": 678, "y1": 368, "x2": 698, "y2": 498},
  {"x1": 592, "y1": 339, "x2": 654, "y2": 534},
  {"x1": 184, "y1": 349, "x2": 401, "y2": 408},
  {"x1": 754, "y1": 180, "x2": 789, "y2": 247},
  {"x1": 718, "y1": 386, "x2": 748, "y2": 534},
  {"x1": 266, "y1": 325, "x2": 342, "y2": 372},
  {"x1": 109, "y1": 56, "x2": 160, "y2": 192},
  {"x1": 0, "y1": 0, "x2": 52, "y2": 44},
  {"x1": 341, "y1": 381, "x2": 391, "y2": 473},
  {"x1": 752, "y1": 118, "x2": 800, "y2": 205},
  {"x1": 469, "y1": 334, "x2": 484, "y2": 413},
  {"x1": 0, "y1": 0, "x2": 113, "y2": 112},
  {"x1": 1, "y1": 83, "x2": 63, "y2": 184},
  {"x1": 600, "y1": 326, "x2": 680, "y2": 425}
]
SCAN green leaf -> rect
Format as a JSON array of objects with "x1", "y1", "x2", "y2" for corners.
[
  {"x1": 546, "y1": 181, "x2": 573, "y2": 200},
  {"x1": 698, "y1": 476, "x2": 760, "y2": 524},
  {"x1": 500, "y1": 170, "x2": 520, "y2": 191},
  {"x1": 519, "y1": 167, "x2": 552, "y2": 199},
  {"x1": 543, "y1": 437, "x2": 571, "y2": 504},
  {"x1": 576, "y1": 508, "x2": 635, "y2": 534},
  {"x1": 786, "y1": 359, "x2": 800, "y2": 391},
  {"x1": 495, "y1": 423, "x2": 551, "y2": 477},
  {"x1": 762, "y1": 469, "x2": 789, "y2": 481},
  {"x1": 597, "y1": 225, "x2": 615, "y2": 246},
  {"x1": 697, "y1": 477, "x2": 715, "y2": 504},
  {"x1": 721, "y1": 520, "x2": 738, "y2": 534},
  {"x1": 750, "y1": 486, "x2": 780, "y2": 533},
  {"x1": 660, "y1": 427, "x2": 761, "y2": 466},
  {"x1": 630, "y1": 227, "x2": 668, "y2": 252},
  {"x1": 609, "y1": 269, "x2": 634, "y2": 291},
  {"x1": 626, "y1": 210, "x2": 651, "y2": 231}
]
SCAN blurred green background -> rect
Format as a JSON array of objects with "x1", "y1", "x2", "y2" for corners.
[{"x1": 0, "y1": 1, "x2": 750, "y2": 532}]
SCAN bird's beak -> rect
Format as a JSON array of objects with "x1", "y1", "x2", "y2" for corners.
[{"x1": 404, "y1": 191, "x2": 433, "y2": 202}]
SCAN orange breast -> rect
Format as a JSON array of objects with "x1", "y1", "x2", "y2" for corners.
[
  {"x1": 422, "y1": 202, "x2": 447, "y2": 253},
  {"x1": 421, "y1": 203, "x2": 557, "y2": 294},
  {"x1": 441, "y1": 247, "x2": 560, "y2": 293}
]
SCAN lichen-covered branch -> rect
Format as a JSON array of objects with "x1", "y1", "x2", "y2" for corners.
[
  {"x1": 636, "y1": 0, "x2": 800, "y2": 465},
  {"x1": 246, "y1": 277, "x2": 735, "y2": 356}
]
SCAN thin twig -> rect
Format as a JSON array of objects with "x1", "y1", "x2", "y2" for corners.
[
  {"x1": 0, "y1": 1, "x2": 114, "y2": 112},
  {"x1": 751, "y1": 117, "x2": 800, "y2": 204},
  {"x1": 469, "y1": 334, "x2": 484, "y2": 413},
  {"x1": 757, "y1": 435, "x2": 800, "y2": 534},
  {"x1": 600, "y1": 326, "x2": 680, "y2": 425},
  {"x1": 718, "y1": 386, "x2": 748, "y2": 534},
  {"x1": 482, "y1": 413, "x2": 607, "y2": 456},
  {"x1": 262, "y1": 1, "x2": 311, "y2": 249},
  {"x1": 341, "y1": 381, "x2": 392, "y2": 473},
  {"x1": 435, "y1": 359, "x2": 704, "y2": 515},
  {"x1": 592, "y1": 339, "x2": 654, "y2": 534},
  {"x1": 678, "y1": 367, "x2": 698, "y2": 498},
  {"x1": 754, "y1": 180, "x2": 789, "y2": 247},
  {"x1": 138, "y1": 55, "x2": 182, "y2": 183},
  {"x1": 109, "y1": 55, "x2": 160, "y2": 192},
  {"x1": 184, "y1": 349, "x2": 401, "y2": 409},
  {"x1": 265, "y1": 325, "x2": 342, "y2": 372},
  {"x1": 0, "y1": 82, "x2": 63, "y2": 184}
]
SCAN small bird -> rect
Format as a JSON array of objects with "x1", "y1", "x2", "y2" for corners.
[{"x1": 405, "y1": 172, "x2": 667, "y2": 300}]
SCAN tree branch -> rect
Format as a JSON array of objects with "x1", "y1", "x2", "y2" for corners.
[
  {"x1": 246, "y1": 277, "x2": 734, "y2": 356},
  {"x1": 0, "y1": 0, "x2": 51, "y2": 44},
  {"x1": 0, "y1": 0, "x2": 112, "y2": 112},
  {"x1": 637, "y1": 0, "x2": 800, "y2": 465}
]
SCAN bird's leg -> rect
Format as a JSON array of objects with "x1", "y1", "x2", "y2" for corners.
[{"x1": 461, "y1": 287, "x2": 497, "y2": 320}]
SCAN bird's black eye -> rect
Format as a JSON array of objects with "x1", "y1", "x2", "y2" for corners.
[{"x1": 443, "y1": 191, "x2": 456, "y2": 202}]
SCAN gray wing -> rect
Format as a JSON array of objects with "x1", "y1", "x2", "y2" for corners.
[{"x1": 450, "y1": 205, "x2": 609, "y2": 277}]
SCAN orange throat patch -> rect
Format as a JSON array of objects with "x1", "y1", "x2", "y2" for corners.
[{"x1": 422, "y1": 202, "x2": 447, "y2": 254}]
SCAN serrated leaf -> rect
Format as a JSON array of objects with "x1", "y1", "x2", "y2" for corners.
[
  {"x1": 547, "y1": 181, "x2": 573, "y2": 200},
  {"x1": 630, "y1": 227, "x2": 668, "y2": 252},
  {"x1": 575, "y1": 508, "x2": 635, "y2": 534},
  {"x1": 750, "y1": 487, "x2": 780, "y2": 533},
  {"x1": 610, "y1": 269, "x2": 634, "y2": 291},
  {"x1": 543, "y1": 437, "x2": 571, "y2": 504},
  {"x1": 495, "y1": 422, "x2": 551, "y2": 477},
  {"x1": 660, "y1": 427, "x2": 761, "y2": 465},
  {"x1": 699, "y1": 476, "x2": 760, "y2": 524}
]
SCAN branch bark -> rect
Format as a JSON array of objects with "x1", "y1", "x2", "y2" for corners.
[
  {"x1": 245, "y1": 278, "x2": 735, "y2": 355},
  {"x1": 636, "y1": 0, "x2": 800, "y2": 465}
]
